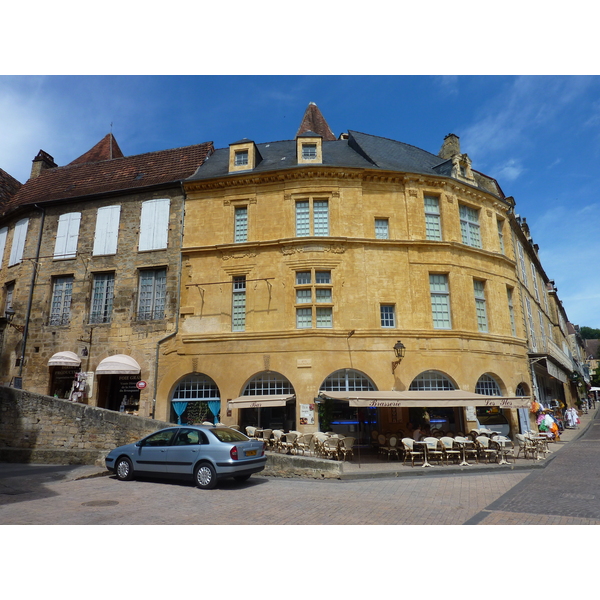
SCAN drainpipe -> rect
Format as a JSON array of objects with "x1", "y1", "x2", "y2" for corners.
[
  {"x1": 18, "y1": 204, "x2": 45, "y2": 379},
  {"x1": 153, "y1": 192, "x2": 185, "y2": 419}
]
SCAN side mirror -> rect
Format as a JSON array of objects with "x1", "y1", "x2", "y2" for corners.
[{"x1": 135, "y1": 440, "x2": 144, "y2": 447}]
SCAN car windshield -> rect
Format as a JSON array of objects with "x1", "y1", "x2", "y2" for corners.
[{"x1": 209, "y1": 427, "x2": 249, "y2": 443}]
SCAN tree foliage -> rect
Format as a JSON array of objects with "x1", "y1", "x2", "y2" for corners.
[{"x1": 580, "y1": 326, "x2": 600, "y2": 339}]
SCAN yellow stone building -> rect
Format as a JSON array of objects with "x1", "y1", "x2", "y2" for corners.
[{"x1": 155, "y1": 104, "x2": 543, "y2": 439}]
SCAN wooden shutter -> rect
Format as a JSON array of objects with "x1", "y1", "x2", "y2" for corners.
[
  {"x1": 8, "y1": 218, "x2": 29, "y2": 266},
  {"x1": 54, "y1": 212, "x2": 81, "y2": 259},
  {"x1": 0, "y1": 227, "x2": 7, "y2": 267},
  {"x1": 139, "y1": 199, "x2": 170, "y2": 251},
  {"x1": 93, "y1": 205, "x2": 121, "y2": 255}
]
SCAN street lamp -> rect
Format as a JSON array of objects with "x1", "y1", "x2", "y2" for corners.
[
  {"x1": 3, "y1": 308, "x2": 25, "y2": 333},
  {"x1": 391, "y1": 340, "x2": 406, "y2": 374}
]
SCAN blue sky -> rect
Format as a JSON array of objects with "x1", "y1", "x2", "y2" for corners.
[{"x1": 1, "y1": 75, "x2": 599, "y2": 328}]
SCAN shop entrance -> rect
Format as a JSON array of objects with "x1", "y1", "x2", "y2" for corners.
[{"x1": 97, "y1": 374, "x2": 141, "y2": 412}]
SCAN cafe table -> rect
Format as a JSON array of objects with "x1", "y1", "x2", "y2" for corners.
[
  {"x1": 454, "y1": 438, "x2": 474, "y2": 467},
  {"x1": 413, "y1": 440, "x2": 434, "y2": 467}
]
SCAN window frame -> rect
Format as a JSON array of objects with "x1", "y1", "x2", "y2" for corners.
[
  {"x1": 424, "y1": 195, "x2": 442, "y2": 241},
  {"x1": 375, "y1": 218, "x2": 390, "y2": 240},
  {"x1": 232, "y1": 275, "x2": 246, "y2": 332},
  {"x1": 49, "y1": 276, "x2": 74, "y2": 326},
  {"x1": 295, "y1": 197, "x2": 329, "y2": 237},
  {"x1": 294, "y1": 268, "x2": 333, "y2": 329},
  {"x1": 89, "y1": 272, "x2": 115, "y2": 324},
  {"x1": 137, "y1": 268, "x2": 167, "y2": 321},
  {"x1": 234, "y1": 206, "x2": 248, "y2": 243},
  {"x1": 473, "y1": 279, "x2": 488, "y2": 333},
  {"x1": 380, "y1": 304, "x2": 396, "y2": 328},
  {"x1": 430, "y1": 274, "x2": 452, "y2": 330},
  {"x1": 459, "y1": 204, "x2": 481, "y2": 248}
]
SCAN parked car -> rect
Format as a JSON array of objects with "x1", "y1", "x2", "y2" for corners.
[{"x1": 105, "y1": 425, "x2": 267, "y2": 489}]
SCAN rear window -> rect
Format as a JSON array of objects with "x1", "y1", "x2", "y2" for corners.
[{"x1": 209, "y1": 427, "x2": 249, "y2": 443}]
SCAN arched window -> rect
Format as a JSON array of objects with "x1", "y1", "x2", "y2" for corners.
[
  {"x1": 243, "y1": 372, "x2": 294, "y2": 396},
  {"x1": 516, "y1": 383, "x2": 527, "y2": 397},
  {"x1": 475, "y1": 374, "x2": 502, "y2": 396},
  {"x1": 320, "y1": 369, "x2": 376, "y2": 392},
  {"x1": 409, "y1": 370, "x2": 456, "y2": 391},
  {"x1": 171, "y1": 373, "x2": 221, "y2": 425}
]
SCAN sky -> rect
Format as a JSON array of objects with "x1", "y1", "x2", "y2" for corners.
[{"x1": 2, "y1": 74, "x2": 599, "y2": 329}]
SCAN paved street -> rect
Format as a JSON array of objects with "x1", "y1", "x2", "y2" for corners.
[{"x1": 1, "y1": 410, "x2": 599, "y2": 525}]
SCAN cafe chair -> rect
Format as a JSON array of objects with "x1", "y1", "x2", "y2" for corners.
[
  {"x1": 295, "y1": 433, "x2": 313, "y2": 456},
  {"x1": 422, "y1": 437, "x2": 445, "y2": 465},
  {"x1": 440, "y1": 436, "x2": 461, "y2": 465},
  {"x1": 402, "y1": 438, "x2": 424, "y2": 467},
  {"x1": 338, "y1": 437, "x2": 356, "y2": 461},
  {"x1": 323, "y1": 436, "x2": 341, "y2": 460},
  {"x1": 475, "y1": 436, "x2": 498, "y2": 463}
]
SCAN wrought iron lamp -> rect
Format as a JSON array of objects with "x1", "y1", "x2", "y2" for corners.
[
  {"x1": 4, "y1": 308, "x2": 25, "y2": 333},
  {"x1": 391, "y1": 340, "x2": 406, "y2": 374}
]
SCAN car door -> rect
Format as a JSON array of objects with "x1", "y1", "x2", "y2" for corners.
[
  {"x1": 132, "y1": 428, "x2": 177, "y2": 474},
  {"x1": 166, "y1": 428, "x2": 207, "y2": 475}
]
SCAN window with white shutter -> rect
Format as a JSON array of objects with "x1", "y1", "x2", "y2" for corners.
[
  {"x1": 93, "y1": 205, "x2": 121, "y2": 256},
  {"x1": 54, "y1": 213, "x2": 81, "y2": 259},
  {"x1": 0, "y1": 227, "x2": 7, "y2": 268},
  {"x1": 8, "y1": 218, "x2": 29, "y2": 266},
  {"x1": 139, "y1": 199, "x2": 170, "y2": 251}
]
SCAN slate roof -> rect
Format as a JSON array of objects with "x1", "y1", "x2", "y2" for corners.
[
  {"x1": 0, "y1": 168, "x2": 22, "y2": 210},
  {"x1": 188, "y1": 129, "x2": 504, "y2": 199},
  {"x1": 3, "y1": 139, "x2": 214, "y2": 216}
]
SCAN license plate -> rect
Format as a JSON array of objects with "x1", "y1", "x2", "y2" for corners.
[{"x1": 245, "y1": 450, "x2": 257, "y2": 457}]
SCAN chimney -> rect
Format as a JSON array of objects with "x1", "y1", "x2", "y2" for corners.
[
  {"x1": 438, "y1": 134, "x2": 461, "y2": 160},
  {"x1": 30, "y1": 150, "x2": 57, "y2": 179}
]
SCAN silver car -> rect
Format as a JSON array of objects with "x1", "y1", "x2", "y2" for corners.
[{"x1": 105, "y1": 426, "x2": 267, "y2": 489}]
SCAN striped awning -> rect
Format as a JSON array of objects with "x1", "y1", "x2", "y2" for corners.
[
  {"x1": 228, "y1": 395, "x2": 295, "y2": 409},
  {"x1": 318, "y1": 390, "x2": 530, "y2": 408}
]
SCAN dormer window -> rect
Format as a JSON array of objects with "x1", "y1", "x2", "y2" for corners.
[
  {"x1": 302, "y1": 144, "x2": 317, "y2": 160},
  {"x1": 296, "y1": 132, "x2": 322, "y2": 164},
  {"x1": 228, "y1": 139, "x2": 261, "y2": 173},
  {"x1": 234, "y1": 150, "x2": 249, "y2": 167}
]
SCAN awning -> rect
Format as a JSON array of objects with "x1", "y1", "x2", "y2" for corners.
[
  {"x1": 96, "y1": 354, "x2": 141, "y2": 375},
  {"x1": 318, "y1": 390, "x2": 531, "y2": 409},
  {"x1": 48, "y1": 351, "x2": 81, "y2": 367},
  {"x1": 228, "y1": 395, "x2": 295, "y2": 409}
]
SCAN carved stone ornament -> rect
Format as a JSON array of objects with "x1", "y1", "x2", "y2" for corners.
[
  {"x1": 281, "y1": 244, "x2": 345, "y2": 255},
  {"x1": 221, "y1": 251, "x2": 257, "y2": 261}
]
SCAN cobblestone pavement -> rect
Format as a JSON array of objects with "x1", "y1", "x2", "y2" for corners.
[{"x1": 1, "y1": 409, "x2": 598, "y2": 526}]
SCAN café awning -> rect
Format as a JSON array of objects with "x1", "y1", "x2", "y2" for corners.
[
  {"x1": 96, "y1": 354, "x2": 141, "y2": 375},
  {"x1": 318, "y1": 390, "x2": 530, "y2": 409},
  {"x1": 228, "y1": 395, "x2": 295, "y2": 409},
  {"x1": 48, "y1": 351, "x2": 81, "y2": 367}
]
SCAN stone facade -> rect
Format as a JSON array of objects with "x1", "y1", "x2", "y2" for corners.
[{"x1": 0, "y1": 386, "x2": 170, "y2": 464}]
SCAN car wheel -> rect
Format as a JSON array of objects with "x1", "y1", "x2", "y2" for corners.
[
  {"x1": 194, "y1": 463, "x2": 217, "y2": 490},
  {"x1": 233, "y1": 474, "x2": 251, "y2": 483},
  {"x1": 115, "y1": 457, "x2": 134, "y2": 481}
]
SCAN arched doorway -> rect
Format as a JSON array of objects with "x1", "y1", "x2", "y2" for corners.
[
  {"x1": 239, "y1": 372, "x2": 296, "y2": 431},
  {"x1": 319, "y1": 369, "x2": 377, "y2": 438},
  {"x1": 170, "y1": 373, "x2": 221, "y2": 425},
  {"x1": 475, "y1": 373, "x2": 510, "y2": 435},
  {"x1": 409, "y1": 370, "x2": 460, "y2": 433}
]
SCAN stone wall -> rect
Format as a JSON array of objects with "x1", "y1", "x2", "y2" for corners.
[{"x1": 0, "y1": 386, "x2": 171, "y2": 465}]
